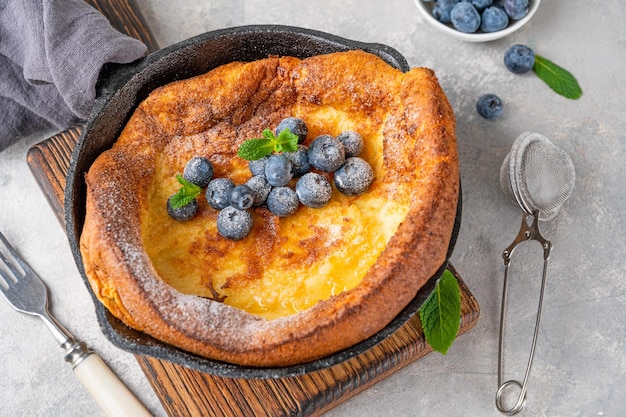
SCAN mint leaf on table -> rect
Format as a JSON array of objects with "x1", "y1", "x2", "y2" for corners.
[
  {"x1": 170, "y1": 174, "x2": 201, "y2": 209},
  {"x1": 533, "y1": 54, "x2": 583, "y2": 100},
  {"x1": 419, "y1": 269, "x2": 461, "y2": 355},
  {"x1": 237, "y1": 128, "x2": 299, "y2": 160}
]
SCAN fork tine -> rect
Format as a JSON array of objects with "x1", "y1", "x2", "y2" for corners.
[
  {"x1": 0, "y1": 255, "x2": 12, "y2": 285},
  {"x1": 0, "y1": 232, "x2": 28, "y2": 283}
]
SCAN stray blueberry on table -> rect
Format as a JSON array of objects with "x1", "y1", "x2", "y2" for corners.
[
  {"x1": 336, "y1": 131, "x2": 364, "y2": 158},
  {"x1": 480, "y1": 6, "x2": 509, "y2": 32},
  {"x1": 296, "y1": 172, "x2": 333, "y2": 208},
  {"x1": 266, "y1": 186, "x2": 299, "y2": 217},
  {"x1": 276, "y1": 117, "x2": 308, "y2": 144},
  {"x1": 229, "y1": 185, "x2": 255, "y2": 210},
  {"x1": 248, "y1": 155, "x2": 269, "y2": 177},
  {"x1": 217, "y1": 206, "x2": 253, "y2": 240},
  {"x1": 308, "y1": 134, "x2": 345, "y2": 172},
  {"x1": 245, "y1": 175, "x2": 272, "y2": 207},
  {"x1": 206, "y1": 178, "x2": 235, "y2": 210},
  {"x1": 451, "y1": 2, "x2": 481, "y2": 33},
  {"x1": 504, "y1": 44, "x2": 535, "y2": 74},
  {"x1": 183, "y1": 156, "x2": 213, "y2": 187},
  {"x1": 166, "y1": 195, "x2": 198, "y2": 221},
  {"x1": 265, "y1": 154, "x2": 293, "y2": 187},
  {"x1": 333, "y1": 157, "x2": 374, "y2": 196},
  {"x1": 476, "y1": 94, "x2": 504, "y2": 119},
  {"x1": 432, "y1": 0, "x2": 461, "y2": 23},
  {"x1": 283, "y1": 144, "x2": 310, "y2": 177},
  {"x1": 503, "y1": 0, "x2": 529, "y2": 20}
]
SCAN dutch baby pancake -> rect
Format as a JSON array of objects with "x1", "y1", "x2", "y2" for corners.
[{"x1": 80, "y1": 50, "x2": 459, "y2": 367}]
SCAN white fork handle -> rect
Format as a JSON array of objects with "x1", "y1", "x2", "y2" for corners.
[{"x1": 73, "y1": 353, "x2": 153, "y2": 417}]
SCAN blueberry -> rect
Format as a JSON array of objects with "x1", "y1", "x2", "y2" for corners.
[
  {"x1": 266, "y1": 187, "x2": 299, "y2": 217},
  {"x1": 333, "y1": 157, "x2": 374, "y2": 196},
  {"x1": 265, "y1": 155, "x2": 293, "y2": 187},
  {"x1": 432, "y1": 0, "x2": 460, "y2": 23},
  {"x1": 245, "y1": 175, "x2": 272, "y2": 207},
  {"x1": 248, "y1": 155, "x2": 269, "y2": 177},
  {"x1": 276, "y1": 117, "x2": 308, "y2": 144},
  {"x1": 480, "y1": 6, "x2": 509, "y2": 32},
  {"x1": 229, "y1": 185, "x2": 254, "y2": 210},
  {"x1": 206, "y1": 178, "x2": 235, "y2": 210},
  {"x1": 183, "y1": 156, "x2": 213, "y2": 187},
  {"x1": 295, "y1": 172, "x2": 333, "y2": 208},
  {"x1": 451, "y1": 2, "x2": 481, "y2": 33},
  {"x1": 476, "y1": 94, "x2": 504, "y2": 119},
  {"x1": 217, "y1": 206, "x2": 253, "y2": 240},
  {"x1": 307, "y1": 135, "x2": 345, "y2": 172},
  {"x1": 336, "y1": 131, "x2": 364, "y2": 158},
  {"x1": 463, "y1": 0, "x2": 492, "y2": 12},
  {"x1": 166, "y1": 195, "x2": 198, "y2": 221},
  {"x1": 503, "y1": 0, "x2": 528, "y2": 20},
  {"x1": 504, "y1": 44, "x2": 535, "y2": 74},
  {"x1": 283, "y1": 145, "x2": 310, "y2": 177}
]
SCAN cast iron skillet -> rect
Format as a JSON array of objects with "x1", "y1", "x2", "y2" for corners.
[{"x1": 64, "y1": 25, "x2": 461, "y2": 378}]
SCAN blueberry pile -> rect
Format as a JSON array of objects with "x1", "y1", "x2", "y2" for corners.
[
  {"x1": 167, "y1": 118, "x2": 374, "y2": 240},
  {"x1": 425, "y1": 0, "x2": 531, "y2": 34}
]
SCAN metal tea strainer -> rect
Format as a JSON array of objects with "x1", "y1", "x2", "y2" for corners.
[{"x1": 496, "y1": 132, "x2": 575, "y2": 415}]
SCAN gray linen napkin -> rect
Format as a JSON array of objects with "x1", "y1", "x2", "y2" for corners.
[{"x1": 0, "y1": 0, "x2": 147, "y2": 152}]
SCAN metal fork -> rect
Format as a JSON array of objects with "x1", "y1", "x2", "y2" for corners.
[{"x1": 0, "y1": 231, "x2": 152, "y2": 417}]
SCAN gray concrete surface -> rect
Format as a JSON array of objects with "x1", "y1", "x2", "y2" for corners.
[{"x1": 1, "y1": 1, "x2": 624, "y2": 416}]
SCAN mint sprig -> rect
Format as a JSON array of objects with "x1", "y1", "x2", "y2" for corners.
[
  {"x1": 237, "y1": 128, "x2": 299, "y2": 160},
  {"x1": 419, "y1": 268, "x2": 461, "y2": 355},
  {"x1": 170, "y1": 174, "x2": 201, "y2": 209},
  {"x1": 533, "y1": 54, "x2": 583, "y2": 100}
]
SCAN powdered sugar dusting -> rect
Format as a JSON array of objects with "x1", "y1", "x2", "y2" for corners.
[{"x1": 83, "y1": 50, "x2": 456, "y2": 365}]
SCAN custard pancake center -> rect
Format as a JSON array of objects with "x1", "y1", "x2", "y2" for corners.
[{"x1": 141, "y1": 119, "x2": 411, "y2": 320}]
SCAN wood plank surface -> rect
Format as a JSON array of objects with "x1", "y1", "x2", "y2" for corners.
[
  {"x1": 135, "y1": 267, "x2": 478, "y2": 417},
  {"x1": 26, "y1": 2, "x2": 480, "y2": 416},
  {"x1": 86, "y1": 0, "x2": 159, "y2": 52}
]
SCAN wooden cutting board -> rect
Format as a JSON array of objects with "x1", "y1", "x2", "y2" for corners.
[{"x1": 26, "y1": 2, "x2": 480, "y2": 416}]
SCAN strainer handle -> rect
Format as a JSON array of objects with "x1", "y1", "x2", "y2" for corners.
[{"x1": 496, "y1": 211, "x2": 551, "y2": 415}]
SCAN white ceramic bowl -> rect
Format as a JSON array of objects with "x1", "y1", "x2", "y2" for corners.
[{"x1": 413, "y1": 0, "x2": 541, "y2": 42}]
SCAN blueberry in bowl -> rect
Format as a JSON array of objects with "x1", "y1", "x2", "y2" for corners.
[{"x1": 414, "y1": 0, "x2": 541, "y2": 42}]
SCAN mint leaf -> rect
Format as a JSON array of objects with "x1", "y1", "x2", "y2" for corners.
[
  {"x1": 170, "y1": 193, "x2": 196, "y2": 209},
  {"x1": 237, "y1": 138, "x2": 274, "y2": 160},
  {"x1": 275, "y1": 128, "x2": 299, "y2": 153},
  {"x1": 170, "y1": 174, "x2": 201, "y2": 209},
  {"x1": 237, "y1": 127, "x2": 299, "y2": 160},
  {"x1": 419, "y1": 269, "x2": 461, "y2": 355},
  {"x1": 261, "y1": 128, "x2": 276, "y2": 140},
  {"x1": 533, "y1": 54, "x2": 583, "y2": 100}
]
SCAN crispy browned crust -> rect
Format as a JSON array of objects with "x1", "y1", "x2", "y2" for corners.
[{"x1": 80, "y1": 50, "x2": 459, "y2": 367}]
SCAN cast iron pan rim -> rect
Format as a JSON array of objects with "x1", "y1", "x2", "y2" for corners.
[{"x1": 63, "y1": 24, "x2": 459, "y2": 379}]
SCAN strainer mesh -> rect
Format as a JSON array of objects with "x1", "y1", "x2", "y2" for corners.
[
  {"x1": 519, "y1": 140, "x2": 575, "y2": 217},
  {"x1": 501, "y1": 132, "x2": 575, "y2": 220}
]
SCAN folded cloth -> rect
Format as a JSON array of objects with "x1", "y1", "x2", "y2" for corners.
[{"x1": 0, "y1": 0, "x2": 147, "y2": 152}]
